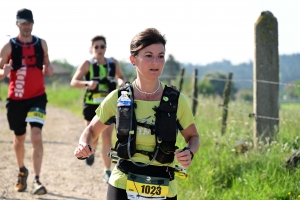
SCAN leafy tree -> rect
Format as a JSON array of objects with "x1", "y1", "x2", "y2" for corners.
[
  {"x1": 198, "y1": 79, "x2": 215, "y2": 96},
  {"x1": 161, "y1": 54, "x2": 181, "y2": 84},
  {"x1": 198, "y1": 72, "x2": 237, "y2": 98}
]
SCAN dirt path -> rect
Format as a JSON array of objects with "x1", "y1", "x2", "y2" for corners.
[{"x1": 0, "y1": 103, "x2": 108, "y2": 200}]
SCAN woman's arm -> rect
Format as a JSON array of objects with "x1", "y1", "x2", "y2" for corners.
[
  {"x1": 74, "y1": 115, "x2": 109, "y2": 158},
  {"x1": 174, "y1": 123, "x2": 200, "y2": 168},
  {"x1": 70, "y1": 60, "x2": 98, "y2": 90}
]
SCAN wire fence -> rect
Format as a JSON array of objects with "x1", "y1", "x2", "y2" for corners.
[
  {"x1": 162, "y1": 73, "x2": 300, "y2": 126},
  {"x1": 188, "y1": 95, "x2": 300, "y2": 125},
  {"x1": 160, "y1": 75, "x2": 300, "y2": 88}
]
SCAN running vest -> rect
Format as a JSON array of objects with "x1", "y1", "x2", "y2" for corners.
[
  {"x1": 8, "y1": 36, "x2": 45, "y2": 99},
  {"x1": 84, "y1": 58, "x2": 117, "y2": 105},
  {"x1": 10, "y1": 35, "x2": 44, "y2": 71},
  {"x1": 113, "y1": 82, "x2": 181, "y2": 164}
]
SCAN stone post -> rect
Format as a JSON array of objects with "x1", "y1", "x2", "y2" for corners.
[{"x1": 253, "y1": 11, "x2": 279, "y2": 144}]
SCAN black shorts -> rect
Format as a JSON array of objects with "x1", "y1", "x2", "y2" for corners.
[
  {"x1": 6, "y1": 93, "x2": 48, "y2": 135},
  {"x1": 107, "y1": 184, "x2": 177, "y2": 200},
  {"x1": 83, "y1": 104, "x2": 99, "y2": 121}
]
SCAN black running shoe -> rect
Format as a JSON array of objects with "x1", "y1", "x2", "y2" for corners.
[{"x1": 86, "y1": 154, "x2": 95, "y2": 166}]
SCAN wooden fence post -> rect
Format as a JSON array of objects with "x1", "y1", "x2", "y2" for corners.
[
  {"x1": 253, "y1": 11, "x2": 279, "y2": 145},
  {"x1": 192, "y1": 68, "x2": 198, "y2": 116},
  {"x1": 221, "y1": 72, "x2": 233, "y2": 135},
  {"x1": 178, "y1": 68, "x2": 185, "y2": 92}
]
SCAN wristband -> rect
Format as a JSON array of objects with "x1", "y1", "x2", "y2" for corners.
[{"x1": 183, "y1": 147, "x2": 194, "y2": 160}]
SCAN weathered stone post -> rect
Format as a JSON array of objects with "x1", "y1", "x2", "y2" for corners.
[{"x1": 253, "y1": 11, "x2": 279, "y2": 145}]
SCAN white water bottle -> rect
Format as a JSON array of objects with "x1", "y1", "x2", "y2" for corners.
[{"x1": 117, "y1": 91, "x2": 131, "y2": 106}]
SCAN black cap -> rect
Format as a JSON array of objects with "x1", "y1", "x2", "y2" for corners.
[{"x1": 16, "y1": 8, "x2": 34, "y2": 23}]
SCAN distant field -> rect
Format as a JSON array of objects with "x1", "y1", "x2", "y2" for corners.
[{"x1": 45, "y1": 84, "x2": 84, "y2": 116}]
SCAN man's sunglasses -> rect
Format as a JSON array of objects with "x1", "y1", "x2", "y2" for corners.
[{"x1": 94, "y1": 45, "x2": 106, "y2": 50}]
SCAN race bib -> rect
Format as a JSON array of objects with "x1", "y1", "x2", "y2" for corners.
[
  {"x1": 25, "y1": 107, "x2": 46, "y2": 124},
  {"x1": 92, "y1": 92, "x2": 108, "y2": 103},
  {"x1": 126, "y1": 172, "x2": 169, "y2": 200}
]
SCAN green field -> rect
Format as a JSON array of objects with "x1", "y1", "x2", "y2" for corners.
[{"x1": 1, "y1": 83, "x2": 299, "y2": 199}]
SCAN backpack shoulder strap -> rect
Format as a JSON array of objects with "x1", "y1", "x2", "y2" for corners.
[
  {"x1": 105, "y1": 57, "x2": 116, "y2": 78},
  {"x1": 118, "y1": 82, "x2": 134, "y2": 98},
  {"x1": 160, "y1": 84, "x2": 180, "y2": 106},
  {"x1": 85, "y1": 58, "x2": 99, "y2": 81}
]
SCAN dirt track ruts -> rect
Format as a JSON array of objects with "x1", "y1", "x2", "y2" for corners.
[{"x1": 0, "y1": 103, "x2": 108, "y2": 200}]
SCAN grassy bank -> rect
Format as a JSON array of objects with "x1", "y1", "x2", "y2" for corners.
[{"x1": 176, "y1": 99, "x2": 300, "y2": 199}]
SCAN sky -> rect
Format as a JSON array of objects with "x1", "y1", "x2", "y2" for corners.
[{"x1": 0, "y1": 0, "x2": 299, "y2": 67}]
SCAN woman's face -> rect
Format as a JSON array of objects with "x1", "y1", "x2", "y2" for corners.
[
  {"x1": 91, "y1": 40, "x2": 106, "y2": 58},
  {"x1": 131, "y1": 43, "x2": 165, "y2": 80}
]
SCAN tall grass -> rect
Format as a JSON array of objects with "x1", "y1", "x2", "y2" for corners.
[
  {"x1": 45, "y1": 84, "x2": 84, "y2": 116},
  {"x1": 0, "y1": 83, "x2": 8, "y2": 103},
  {"x1": 176, "y1": 98, "x2": 300, "y2": 200},
  {"x1": 1, "y1": 83, "x2": 299, "y2": 199}
]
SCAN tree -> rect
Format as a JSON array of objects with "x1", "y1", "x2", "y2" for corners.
[
  {"x1": 198, "y1": 79, "x2": 215, "y2": 96},
  {"x1": 198, "y1": 72, "x2": 237, "y2": 98},
  {"x1": 161, "y1": 54, "x2": 181, "y2": 84}
]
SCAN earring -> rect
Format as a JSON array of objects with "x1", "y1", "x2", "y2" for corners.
[{"x1": 132, "y1": 63, "x2": 135, "y2": 66}]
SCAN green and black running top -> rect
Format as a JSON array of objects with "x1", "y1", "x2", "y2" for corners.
[{"x1": 84, "y1": 57, "x2": 117, "y2": 105}]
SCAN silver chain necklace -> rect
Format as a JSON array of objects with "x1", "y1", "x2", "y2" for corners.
[{"x1": 134, "y1": 80, "x2": 161, "y2": 95}]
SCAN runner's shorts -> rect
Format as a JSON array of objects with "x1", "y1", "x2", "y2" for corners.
[
  {"x1": 6, "y1": 93, "x2": 48, "y2": 135},
  {"x1": 83, "y1": 104, "x2": 99, "y2": 121}
]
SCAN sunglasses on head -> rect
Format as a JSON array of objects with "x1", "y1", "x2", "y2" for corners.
[{"x1": 94, "y1": 45, "x2": 106, "y2": 50}]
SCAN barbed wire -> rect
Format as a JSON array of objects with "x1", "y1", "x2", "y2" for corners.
[
  {"x1": 160, "y1": 75, "x2": 300, "y2": 88},
  {"x1": 188, "y1": 95, "x2": 300, "y2": 124}
]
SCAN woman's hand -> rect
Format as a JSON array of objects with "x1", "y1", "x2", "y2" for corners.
[
  {"x1": 74, "y1": 116, "x2": 108, "y2": 160},
  {"x1": 174, "y1": 148, "x2": 193, "y2": 168},
  {"x1": 87, "y1": 80, "x2": 98, "y2": 90},
  {"x1": 74, "y1": 142, "x2": 95, "y2": 159}
]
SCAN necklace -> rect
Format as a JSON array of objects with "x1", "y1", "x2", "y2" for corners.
[{"x1": 134, "y1": 80, "x2": 161, "y2": 95}]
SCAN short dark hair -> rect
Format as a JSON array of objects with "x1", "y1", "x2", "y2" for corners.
[
  {"x1": 130, "y1": 28, "x2": 166, "y2": 56},
  {"x1": 91, "y1": 35, "x2": 106, "y2": 45}
]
